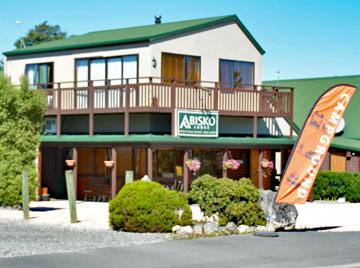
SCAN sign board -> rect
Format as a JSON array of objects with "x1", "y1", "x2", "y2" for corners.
[
  {"x1": 125, "y1": 170, "x2": 134, "y2": 184},
  {"x1": 176, "y1": 109, "x2": 219, "y2": 137}
]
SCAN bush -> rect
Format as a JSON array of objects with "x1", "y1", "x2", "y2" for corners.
[
  {"x1": 109, "y1": 181, "x2": 192, "y2": 232},
  {"x1": 188, "y1": 174, "x2": 266, "y2": 226},
  {"x1": 0, "y1": 77, "x2": 46, "y2": 206},
  {"x1": 313, "y1": 171, "x2": 360, "y2": 202}
]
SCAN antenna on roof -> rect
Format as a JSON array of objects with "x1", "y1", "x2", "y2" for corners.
[{"x1": 155, "y1": 15, "x2": 161, "y2": 24}]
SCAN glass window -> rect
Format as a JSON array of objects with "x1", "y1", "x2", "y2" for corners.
[
  {"x1": 162, "y1": 53, "x2": 200, "y2": 85},
  {"x1": 78, "y1": 148, "x2": 94, "y2": 175},
  {"x1": 107, "y1": 57, "x2": 122, "y2": 85},
  {"x1": 134, "y1": 148, "x2": 146, "y2": 179},
  {"x1": 25, "y1": 63, "x2": 53, "y2": 89},
  {"x1": 154, "y1": 149, "x2": 174, "y2": 178},
  {"x1": 90, "y1": 59, "x2": 106, "y2": 86},
  {"x1": 220, "y1": 60, "x2": 254, "y2": 89},
  {"x1": 75, "y1": 55, "x2": 138, "y2": 86},
  {"x1": 116, "y1": 147, "x2": 132, "y2": 177},
  {"x1": 75, "y1": 59, "x2": 89, "y2": 87},
  {"x1": 95, "y1": 148, "x2": 106, "y2": 175}
]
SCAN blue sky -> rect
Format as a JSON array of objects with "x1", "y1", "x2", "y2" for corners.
[{"x1": 1, "y1": 0, "x2": 359, "y2": 80}]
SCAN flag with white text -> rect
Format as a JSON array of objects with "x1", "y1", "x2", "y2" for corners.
[{"x1": 275, "y1": 84, "x2": 356, "y2": 204}]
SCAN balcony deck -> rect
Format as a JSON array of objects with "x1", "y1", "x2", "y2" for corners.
[{"x1": 40, "y1": 77, "x2": 294, "y2": 138}]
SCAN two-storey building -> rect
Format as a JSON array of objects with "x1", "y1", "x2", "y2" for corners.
[{"x1": 4, "y1": 15, "x2": 295, "y2": 201}]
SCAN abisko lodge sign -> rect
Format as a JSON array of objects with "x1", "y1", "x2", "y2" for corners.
[{"x1": 176, "y1": 110, "x2": 219, "y2": 137}]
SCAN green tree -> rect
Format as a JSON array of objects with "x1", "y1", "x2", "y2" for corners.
[
  {"x1": 14, "y1": 21, "x2": 67, "y2": 49},
  {"x1": 0, "y1": 77, "x2": 46, "y2": 206}
]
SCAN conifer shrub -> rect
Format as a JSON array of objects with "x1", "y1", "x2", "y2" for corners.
[
  {"x1": 0, "y1": 77, "x2": 46, "y2": 206},
  {"x1": 188, "y1": 174, "x2": 266, "y2": 226},
  {"x1": 109, "y1": 181, "x2": 192, "y2": 232},
  {"x1": 313, "y1": 171, "x2": 360, "y2": 202}
]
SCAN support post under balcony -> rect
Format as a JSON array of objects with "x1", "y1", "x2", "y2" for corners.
[
  {"x1": 111, "y1": 147, "x2": 117, "y2": 199},
  {"x1": 56, "y1": 84, "x2": 61, "y2": 136},
  {"x1": 290, "y1": 87, "x2": 294, "y2": 139},
  {"x1": 147, "y1": 147, "x2": 153, "y2": 180},
  {"x1": 253, "y1": 116, "x2": 258, "y2": 138},
  {"x1": 89, "y1": 81, "x2": 94, "y2": 136},
  {"x1": 72, "y1": 147, "x2": 78, "y2": 199},
  {"x1": 222, "y1": 149, "x2": 228, "y2": 178},
  {"x1": 124, "y1": 79, "x2": 130, "y2": 136},
  {"x1": 171, "y1": 80, "x2": 176, "y2": 136},
  {"x1": 183, "y1": 149, "x2": 189, "y2": 193}
]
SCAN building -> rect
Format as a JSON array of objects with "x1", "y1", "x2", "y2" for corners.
[
  {"x1": 266, "y1": 75, "x2": 360, "y2": 173},
  {"x1": 3, "y1": 15, "x2": 295, "y2": 201}
]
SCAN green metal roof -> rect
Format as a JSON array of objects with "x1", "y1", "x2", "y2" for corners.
[
  {"x1": 265, "y1": 74, "x2": 360, "y2": 151},
  {"x1": 4, "y1": 15, "x2": 265, "y2": 57},
  {"x1": 40, "y1": 134, "x2": 294, "y2": 147}
]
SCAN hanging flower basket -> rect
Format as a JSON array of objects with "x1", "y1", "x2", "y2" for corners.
[
  {"x1": 185, "y1": 159, "x2": 201, "y2": 175},
  {"x1": 261, "y1": 160, "x2": 271, "y2": 168},
  {"x1": 104, "y1": 160, "x2": 115, "y2": 168},
  {"x1": 223, "y1": 159, "x2": 240, "y2": 170},
  {"x1": 65, "y1": 159, "x2": 76, "y2": 167},
  {"x1": 260, "y1": 158, "x2": 274, "y2": 178}
]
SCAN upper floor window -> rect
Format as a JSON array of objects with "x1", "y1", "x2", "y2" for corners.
[
  {"x1": 220, "y1": 60, "x2": 254, "y2": 89},
  {"x1": 75, "y1": 55, "x2": 138, "y2": 87},
  {"x1": 25, "y1": 63, "x2": 53, "y2": 89},
  {"x1": 162, "y1": 53, "x2": 200, "y2": 85}
]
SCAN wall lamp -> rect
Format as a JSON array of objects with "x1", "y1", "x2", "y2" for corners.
[{"x1": 152, "y1": 57, "x2": 157, "y2": 68}]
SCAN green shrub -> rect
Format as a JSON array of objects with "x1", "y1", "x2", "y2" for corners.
[
  {"x1": 109, "y1": 181, "x2": 192, "y2": 232},
  {"x1": 188, "y1": 174, "x2": 266, "y2": 226},
  {"x1": 0, "y1": 77, "x2": 46, "y2": 206},
  {"x1": 313, "y1": 171, "x2": 360, "y2": 202}
]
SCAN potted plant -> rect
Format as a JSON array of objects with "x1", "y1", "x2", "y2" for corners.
[
  {"x1": 104, "y1": 149, "x2": 115, "y2": 168},
  {"x1": 104, "y1": 160, "x2": 115, "y2": 168},
  {"x1": 65, "y1": 150, "x2": 76, "y2": 167},
  {"x1": 65, "y1": 159, "x2": 76, "y2": 167},
  {"x1": 223, "y1": 159, "x2": 240, "y2": 170},
  {"x1": 261, "y1": 158, "x2": 274, "y2": 178},
  {"x1": 185, "y1": 159, "x2": 201, "y2": 175}
]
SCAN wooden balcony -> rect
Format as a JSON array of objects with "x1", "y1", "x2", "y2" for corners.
[{"x1": 40, "y1": 77, "x2": 294, "y2": 138}]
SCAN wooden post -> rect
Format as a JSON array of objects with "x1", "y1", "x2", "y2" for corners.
[
  {"x1": 253, "y1": 116, "x2": 258, "y2": 138},
  {"x1": 259, "y1": 149, "x2": 264, "y2": 189},
  {"x1": 56, "y1": 84, "x2": 61, "y2": 136},
  {"x1": 22, "y1": 170, "x2": 29, "y2": 220},
  {"x1": 214, "y1": 83, "x2": 219, "y2": 111},
  {"x1": 171, "y1": 80, "x2": 176, "y2": 136},
  {"x1": 183, "y1": 149, "x2": 189, "y2": 193},
  {"x1": 72, "y1": 147, "x2": 78, "y2": 200},
  {"x1": 124, "y1": 79, "x2": 130, "y2": 136},
  {"x1": 65, "y1": 170, "x2": 77, "y2": 223},
  {"x1": 111, "y1": 147, "x2": 117, "y2": 199},
  {"x1": 290, "y1": 87, "x2": 294, "y2": 139},
  {"x1": 37, "y1": 148, "x2": 42, "y2": 200},
  {"x1": 89, "y1": 81, "x2": 94, "y2": 136},
  {"x1": 222, "y1": 149, "x2": 228, "y2": 178},
  {"x1": 147, "y1": 147, "x2": 153, "y2": 180}
]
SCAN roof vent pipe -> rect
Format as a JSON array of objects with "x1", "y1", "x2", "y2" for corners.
[{"x1": 155, "y1": 15, "x2": 161, "y2": 24}]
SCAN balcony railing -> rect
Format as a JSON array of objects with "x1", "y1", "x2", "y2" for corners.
[
  {"x1": 36, "y1": 77, "x2": 293, "y2": 138},
  {"x1": 40, "y1": 77, "x2": 293, "y2": 118}
]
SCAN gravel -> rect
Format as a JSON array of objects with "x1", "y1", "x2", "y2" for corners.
[{"x1": 0, "y1": 201, "x2": 172, "y2": 259}]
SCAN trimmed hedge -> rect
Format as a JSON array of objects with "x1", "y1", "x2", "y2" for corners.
[
  {"x1": 313, "y1": 171, "x2": 360, "y2": 202},
  {"x1": 109, "y1": 181, "x2": 192, "y2": 233},
  {"x1": 188, "y1": 174, "x2": 266, "y2": 226}
]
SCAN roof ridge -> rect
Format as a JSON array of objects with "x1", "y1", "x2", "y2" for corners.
[
  {"x1": 4, "y1": 14, "x2": 266, "y2": 56},
  {"x1": 85, "y1": 15, "x2": 235, "y2": 35}
]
